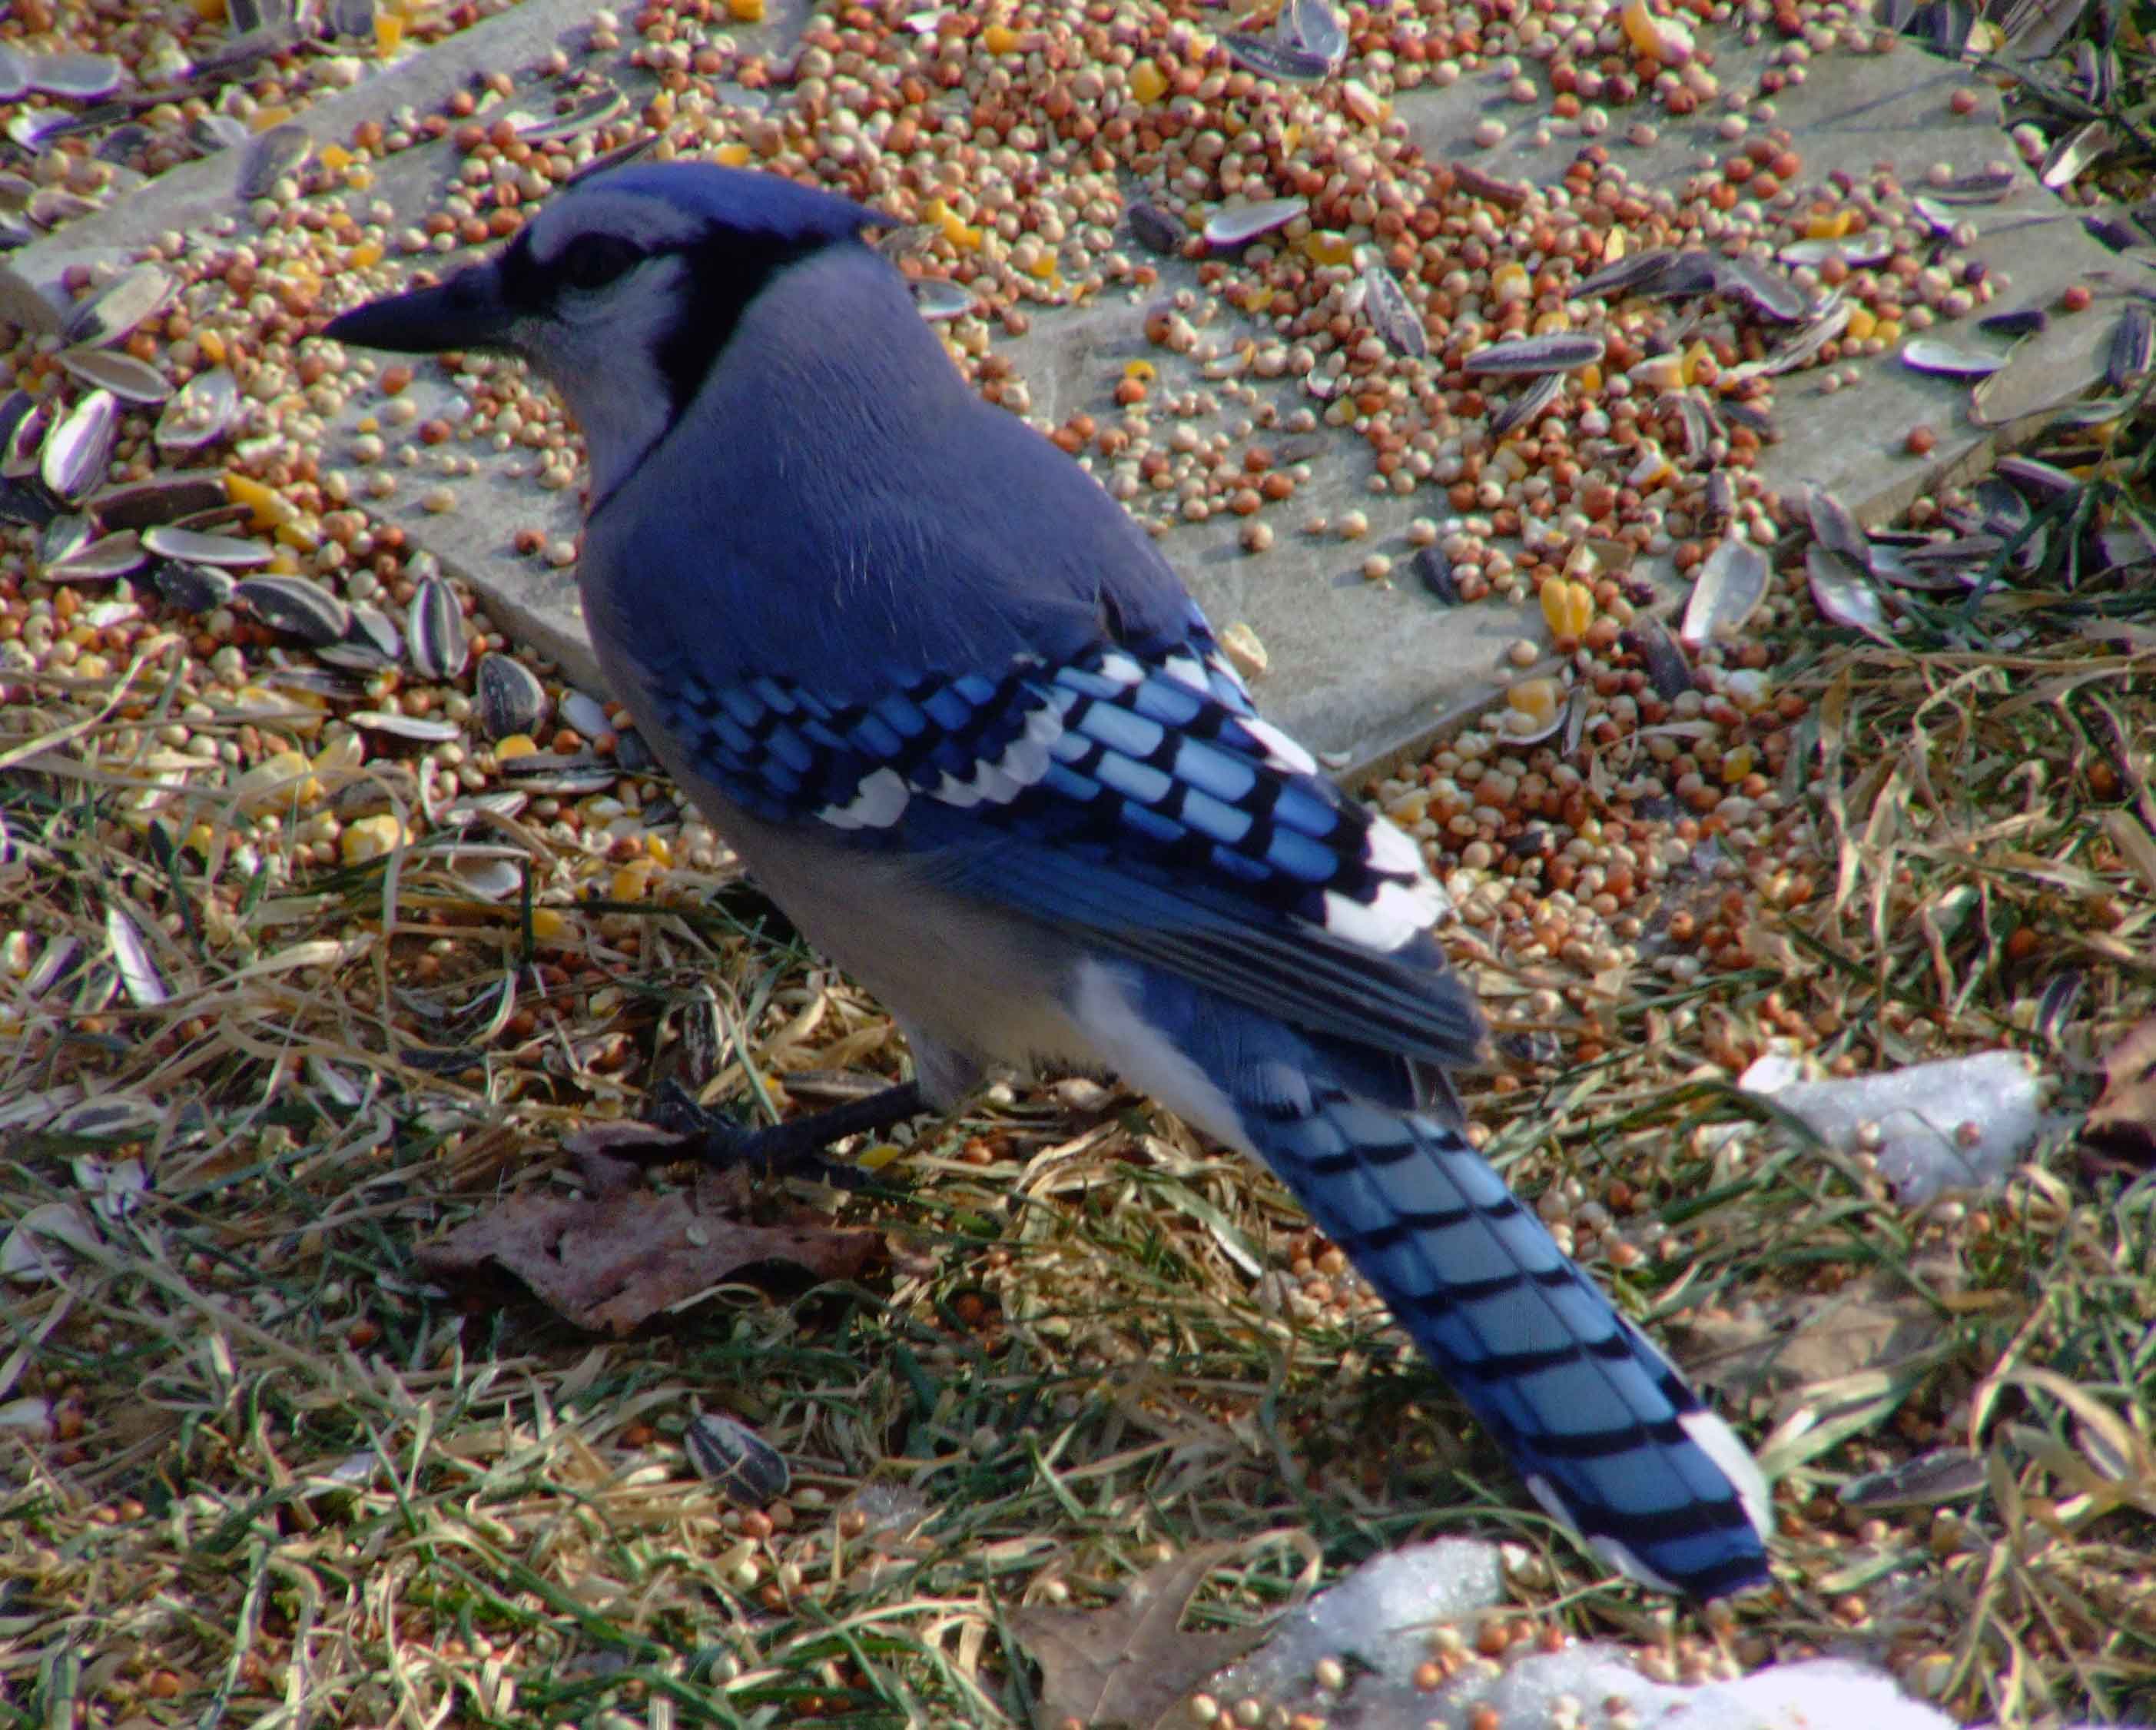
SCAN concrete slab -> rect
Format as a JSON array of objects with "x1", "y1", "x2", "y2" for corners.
[{"x1": 0, "y1": 5, "x2": 2127, "y2": 775}]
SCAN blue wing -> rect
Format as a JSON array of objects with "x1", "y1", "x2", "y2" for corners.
[{"x1": 645, "y1": 604, "x2": 1483, "y2": 1070}]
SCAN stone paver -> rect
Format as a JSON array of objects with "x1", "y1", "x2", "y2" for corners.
[{"x1": 0, "y1": 2, "x2": 2128, "y2": 775}]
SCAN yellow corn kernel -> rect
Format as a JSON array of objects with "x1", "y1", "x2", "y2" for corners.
[
  {"x1": 610, "y1": 862, "x2": 652, "y2": 902},
  {"x1": 250, "y1": 106, "x2": 294, "y2": 131},
  {"x1": 1302, "y1": 231, "x2": 1353, "y2": 266},
  {"x1": 1531, "y1": 307, "x2": 1574, "y2": 336},
  {"x1": 1124, "y1": 359, "x2": 1156, "y2": 380},
  {"x1": 645, "y1": 832, "x2": 674, "y2": 867},
  {"x1": 983, "y1": 22, "x2": 1019, "y2": 52},
  {"x1": 341, "y1": 814, "x2": 409, "y2": 865},
  {"x1": 855, "y1": 1142, "x2": 907, "y2": 1172},
  {"x1": 1630, "y1": 353, "x2": 1684, "y2": 393},
  {"x1": 233, "y1": 749, "x2": 311, "y2": 815},
  {"x1": 494, "y1": 734, "x2": 539, "y2": 761},
  {"x1": 1490, "y1": 261, "x2": 1531, "y2": 305},
  {"x1": 715, "y1": 141, "x2": 752, "y2": 167},
  {"x1": 193, "y1": 0, "x2": 226, "y2": 17},
  {"x1": 1720, "y1": 743, "x2": 1756, "y2": 784},
  {"x1": 1540, "y1": 577, "x2": 1594, "y2": 639},
  {"x1": 267, "y1": 546, "x2": 300, "y2": 575},
  {"x1": 314, "y1": 732, "x2": 364, "y2": 773},
  {"x1": 1577, "y1": 362, "x2": 1604, "y2": 393},
  {"x1": 1603, "y1": 227, "x2": 1628, "y2": 263},
  {"x1": 321, "y1": 142, "x2": 353, "y2": 171},
  {"x1": 528, "y1": 908, "x2": 568, "y2": 941},
  {"x1": 1508, "y1": 678, "x2": 1562, "y2": 726},
  {"x1": 227, "y1": 470, "x2": 296, "y2": 527},
  {"x1": 374, "y1": 12, "x2": 403, "y2": 51},
  {"x1": 346, "y1": 237, "x2": 383, "y2": 269},
  {"x1": 727, "y1": 0, "x2": 765, "y2": 15},
  {"x1": 1804, "y1": 209, "x2": 1853, "y2": 240},
  {"x1": 1627, "y1": 443, "x2": 1673, "y2": 489},
  {"x1": 1239, "y1": 285, "x2": 1275, "y2": 314},
  {"x1": 1844, "y1": 304, "x2": 1878, "y2": 342},
  {"x1": 1680, "y1": 338, "x2": 1713, "y2": 386},
  {"x1": 1874, "y1": 317, "x2": 1902, "y2": 345},
  {"x1": 184, "y1": 822, "x2": 216, "y2": 856},
  {"x1": 1025, "y1": 251, "x2": 1056, "y2": 280},
  {"x1": 1131, "y1": 58, "x2": 1168, "y2": 103},
  {"x1": 197, "y1": 330, "x2": 227, "y2": 364}
]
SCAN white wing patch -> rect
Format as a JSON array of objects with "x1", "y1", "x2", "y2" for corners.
[
  {"x1": 819, "y1": 766, "x2": 909, "y2": 830},
  {"x1": 1239, "y1": 716, "x2": 1319, "y2": 776},
  {"x1": 928, "y1": 704, "x2": 1063, "y2": 809},
  {"x1": 1161, "y1": 652, "x2": 1210, "y2": 692},
  {"x1": 1320, "y1": 877, "x2": 1445, "y2": 951}
]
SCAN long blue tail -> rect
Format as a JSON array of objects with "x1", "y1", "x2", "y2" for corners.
[{"x1": 1116, "y1": 978, "x2": 1773, "y2": 1596}]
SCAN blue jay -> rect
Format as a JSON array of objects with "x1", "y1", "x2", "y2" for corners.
[{"x1": 324, "y1": 163, "x2": 1772, "y2": 1598}]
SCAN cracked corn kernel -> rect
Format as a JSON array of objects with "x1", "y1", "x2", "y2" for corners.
[
  {"x1": 1508, "y1": 678, "x2": 1561, "y2": 726},
  {"x1": 341, "y1": 814, "x2": 409, "y2": 865}
]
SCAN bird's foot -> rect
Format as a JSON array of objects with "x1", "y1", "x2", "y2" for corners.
[{"x1": 645, "y1": 1076, "x2": 926, "y2": 1188}]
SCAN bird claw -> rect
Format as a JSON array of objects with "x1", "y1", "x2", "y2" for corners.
[{"x1": 642, "y1": 1076, "x2": 920, "y2": 1190}]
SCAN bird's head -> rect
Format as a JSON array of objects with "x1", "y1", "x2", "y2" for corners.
[{"x1": 322, "y1": 161, "x2": 890, "y2": 499}]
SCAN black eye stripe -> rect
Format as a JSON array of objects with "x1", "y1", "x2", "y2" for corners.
[{"x1": 558, "y1": 232, "x2": 645, "y2": 291}]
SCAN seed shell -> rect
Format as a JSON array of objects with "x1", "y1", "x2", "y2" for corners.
[
  {"x1": 1901, "y1": 337, "x2": 2006, "y2": 378},
  {"x1": 475, "y1": 652, "x2": 550, "y2": 741},
  {"x1": 1222, "y1": 32, "x2": 1335, "y2": 81},
  {"x1": 685, "y1": 1412, "x2": 789, "y2": 1507},
  {"x1": 141, "y1": 523, "x2": 274, "y2": 567},
  {"x1": 910, "y1": 277, "x2": 974, "y2": 321},
  {"x1": 2104, "y1": 302, "x2": 2152, "y2": 391},
  {"x1": 1358, "y1": 262, "x2": 1427, "y2": 358},
  {"x1": 1806, "y1": 546, "x2": 1892, "y2": 639},
  {"x1": 154, "y1": 366, "x2": 240, "y2": 452},
  {"x1": 41, "y1": 389, "x2": 118, "y2": 499},
  {"x1": 1681, "y1": 536, "x2": 1770, "y2": 646},
  {"x1": 1491, "y1": 371, "x2": 1564, "y2": 435},
  {"x1": 235, "y1": 123, "x2": 313, "y2": 200},
  {"x1": 150, "y1": 559, "x2": 237, "y2": 612},
  {"x1": 407, "y1": 574, "x2": 469, "y2": 679},
  {"x1": 236, "y1": 574, "x2": 353, "y2": 648},
  {"x1": 1202, "y1": 197, "x2": 1305, "y2": 248},
  {"x1": 1126, "y1": 199, "x2": 1182, "y2": 255},
  {"x1": 61, "y1": 264, "x2": 174, "y2": 348},
  {"x1": 48, "y1": 530, "x2": 148, "y2": 583},
  {"x1": 1463, "y1": 332, "x2": 1605, "y2": 375}
]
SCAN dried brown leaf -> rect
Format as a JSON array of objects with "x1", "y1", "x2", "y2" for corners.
[
  {"x1": 416, "y1": 1187, "x2": 881, "y2": 1336},
  {"x1": 2082, "y1": 1017, "x2": 2156, "y2": 1168},
  {"x1": 1010, "y1": 1542, "x2": 1265, "y2": 1730}
]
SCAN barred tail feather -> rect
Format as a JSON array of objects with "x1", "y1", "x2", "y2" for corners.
[
  {"x1": 1247, "y1": 1081, "x2": 1771, "y2": 1596},
  {"x1": 1079, "y1": 965, "x2": 1773, "y2": 1598}
]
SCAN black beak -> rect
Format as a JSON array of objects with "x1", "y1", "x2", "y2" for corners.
[{"x1": 321, "y1": 257, "x2": 516, "y2": 355}]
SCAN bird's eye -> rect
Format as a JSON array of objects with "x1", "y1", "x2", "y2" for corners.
[{"x1": 559, "y1": 234, "x2": 643, "y2": 292}]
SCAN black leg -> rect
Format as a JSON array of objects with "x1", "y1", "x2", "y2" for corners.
[{"x1": 648, "y1": 1077, "x2": 927, "y2": 1186}]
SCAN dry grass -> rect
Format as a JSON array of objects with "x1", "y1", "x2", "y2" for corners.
[{"x1": 4, "y1": 531, "x2": 2154, "y2": 1730}]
